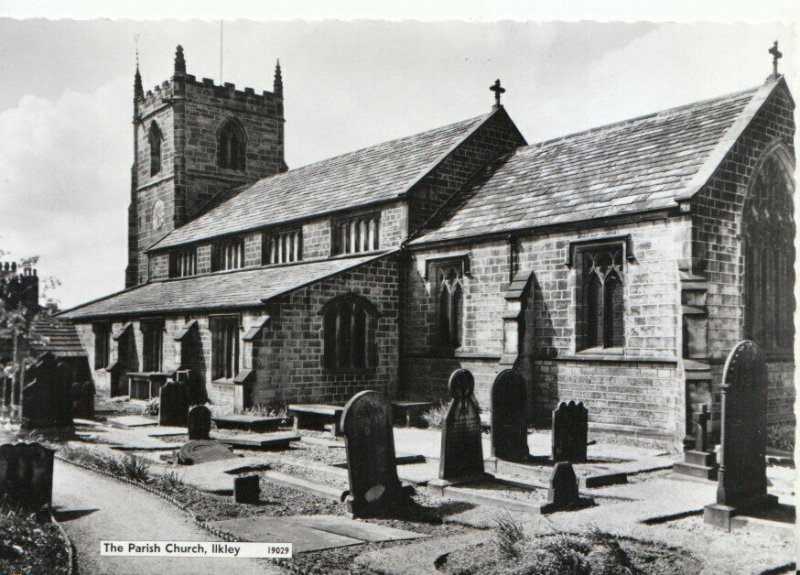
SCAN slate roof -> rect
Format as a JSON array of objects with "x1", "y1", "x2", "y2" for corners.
[
  {"x1": 59, "y1": 254, "x2": 388, "y2": 320},
  {"x1": 30, "y1": 318, "x2": 87, "y2": 358},
  {"x1": 411, "y1": 79, "x2": 781, "y2": 245},
  {"x1": 151, "y1": 112, "x2": 494, "y2": 250}
]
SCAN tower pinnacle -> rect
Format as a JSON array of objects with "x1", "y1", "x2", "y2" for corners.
[
  {"x1": 274, "y1": 59, "x2": 283, "y2": 97},
  {"x1": 174, "y1": 44, "x2": 186, "y2": 75}
]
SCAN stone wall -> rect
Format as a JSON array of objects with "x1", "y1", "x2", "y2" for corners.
[
  {"x1": 404, "y1": 216, "x2": 688, "y2": 438},
  {"x1": 691, "y1": 81, "x2": 795, "y2": 424},
  {"x1": 74, "y1": 255, "x2": 399, "y2": 408},
  {"x1": 409, "y1": 108, "x2": 526, "y2": 232}
]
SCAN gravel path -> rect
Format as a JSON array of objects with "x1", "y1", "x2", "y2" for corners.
[{"x1": 52, "y1": 460, "x2": 285, "y2": 575}]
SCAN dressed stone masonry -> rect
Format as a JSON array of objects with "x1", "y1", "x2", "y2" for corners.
[{"x1": 60, "y1": 45, "x2": 794, "y2": 448}]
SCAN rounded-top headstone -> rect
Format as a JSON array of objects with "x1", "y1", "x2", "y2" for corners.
[
  {"x1": 490, "y1": 369, "x2": 529, "y2": 462},
  {"x1": 187, "y1": 404, "x2": 212, "y2": 440},
  {"x1": 448, "y1": 369, "x2": 475, "y2": 399}
]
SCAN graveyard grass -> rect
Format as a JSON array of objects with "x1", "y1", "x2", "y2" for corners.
[
  {"x1": 441, "y1": 524, "x2": 702, "y2": 575},
  {"x1": 0, "y1": 506, "x2": 70, "y2": 575}
]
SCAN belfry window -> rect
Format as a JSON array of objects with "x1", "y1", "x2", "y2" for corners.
[
  {"x1": 577, "y1": 244, "x2": 625, "y2": 350},
  {"x1": 743, "y1": 153, "x2": 795, "y2": 351},
  {"x1": 322, "y1": 294, "x2": 377, "y2": 370},
  {"x1": 148, "y1": 121, "x2": 162, "y2": 176},
  {"x1": 218, "y1": 119, "x2": 246, "y2": 171}
]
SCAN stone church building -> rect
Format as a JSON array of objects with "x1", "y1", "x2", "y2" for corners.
[{"x1": 61, "y1": 46, "x2": 795, "y2": 446}]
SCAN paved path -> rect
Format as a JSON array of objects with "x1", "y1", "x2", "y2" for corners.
[{"x1": 52, "y1": 460, "x2": 285, "y2": 575}]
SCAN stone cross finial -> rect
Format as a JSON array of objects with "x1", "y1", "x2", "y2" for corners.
[
  {"x1": 694, "y1": 404, "x2": 711, "y2": 452},
  {"x1": 490, "y1": 79, "x2": 505, "y2": 108},
  {"x1": 769, "y1": 41, "x2": 782, "y2": 77}
]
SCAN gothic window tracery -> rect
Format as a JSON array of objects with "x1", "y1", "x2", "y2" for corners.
[
  {"x1": 743, "y1": 153, "x2": 795, "y2": 351},
  {"x1": 429, "y1": 260, "x2": 465, "y2": 349},
  {"x1": 579, "y1": 245, "x2": 624, "y2": 349},
  {"x1": 322, "y1": 294, "x2": 377, "y2": 370}
]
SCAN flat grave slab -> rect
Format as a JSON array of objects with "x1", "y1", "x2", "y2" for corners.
[
  {"x1": 212, "y1": 414, "x2": 284, "y2": 431},
  {"x1": 147, "y1": 426, "x2": 188, "y2": 437},
  {"x1": 287, "y1": 515, "x2": 424, "y2": 542},
  {"x1": 106, "y1": 415, "x2": 158, "y2": 428},
  {"x1": 73, "y1": 418, "x2": 102, "y2": 427},
  {"x1": 213, "y1": 432, "x2": 300, "y2": 449},
  {"x1": 207, "y1": 517, "x2": 364, "y2": 552}
]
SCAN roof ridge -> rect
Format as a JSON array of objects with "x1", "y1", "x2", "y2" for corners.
[
  {"x1": 261, "y1": 112, "x2": 491, "y2": 179},
  {"x1": 527, "y1": 83, "x2": 762, "y2": 150}
]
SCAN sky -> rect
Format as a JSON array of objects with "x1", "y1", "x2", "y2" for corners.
[{"x1": 0, "y1": 10, "x2": 797, "y2": 308}]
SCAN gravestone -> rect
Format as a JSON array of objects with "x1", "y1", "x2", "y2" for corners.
[
  {"x1": 490, "y1": 369, "x2": 529, "y2": 462},
  {"x1": 439, "y1": 369, "x2": 484, "y2": 482},
  {"x1": 552, "y1": 400, "x2": 588, "y2": 463},
  {"x1": 673, "y1": 404, "x2": 718, "y2": 479},
  {"x1": 341, "y1": 390, "x2": 410, "y2": 518},
  {"x1": 159, "y1": 381, "x2": 190, "y2": 427},
  {"x1": 177, "y1": 440, "x2": 236, "y2": 465},
  {"x1": 234, "y1": 474, "x2": 261, "y2": 503},
  {"x1": 187, "y1": 405, "x2": 212, "y2": 440},
  {"x1": 72, "y1": 381, "x2": 95, "y2": 420},
  {"x1": 21, "y1": 352, "x2": 73, "y2": 432},
  {"x1": 704, "y1": 341, "x2": 778, "y2": 530},
  {"x1": 540, "y1": 461, "x2": 592, "y2": 513},
  {"x1": 0, "y1": 442, "x2": 54, "y2": 509}
]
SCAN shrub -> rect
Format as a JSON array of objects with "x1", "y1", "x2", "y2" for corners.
[
  {"x1": 0, "y1": 507, "x2": 70, "y2": 574},
  {"x1": 767, "y1": 422, "x2": 795, "y2": 452},
  {"x1": 422, "y1": 402, "x2": 450, "y2": 430},
  {"x1": 156, "y1": 469, "x2": 185, "y2": 491},
  {"x1": 245, "y1": 401, "x2": 288, "y2": 419},
  {"x1": 122, "y1": 455, "x2": 151, "y2": 483},
  {"x1": 494, "y1": 511, "x2": 525, "y2": 560},
  {"x1": 141, "y1": 398, "x2": 159, "y2": 416}
]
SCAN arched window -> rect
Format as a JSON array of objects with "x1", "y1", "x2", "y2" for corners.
[
  {"x1": 743, "y1": 151, "x2": 795, "y2": 351},
  {"x1": 433, "y1": 264, "x2": 464, "y2": 348},
  {"x1": 322, "y1": 294, "x2": 378, "y2": 370},
  {"x1": 148, "y1": 122, "x2": 162, "y2": 176},
  {"x1": 218, "y1": 119, "x2": 246, "y2": 171},
  {"x1": 579, "y1": 245, "x2": 624, "y2": 350}
]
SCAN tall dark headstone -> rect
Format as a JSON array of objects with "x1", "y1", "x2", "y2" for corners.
[
  {"x1": 490, "y1": 369, "x2": 529, "y2": 462},
  {"x1": 0, "y1": 442, "x2": 54, "y2": 509},
  {"x1": 552, "y1": 400, "x2": 588, "y2": 463},
  {"x1": 72, "y1": 381, "x2": 95, "y2": 420},
  {"x1": 160, "y1": 381, "x2": 190, "y2": 427},
  {"x1": 673, "y1": 404, "x2": 718, "y2": 480},
  {"x1": 704, "y1": 341, "x2": 777, "y2": 530},
  {"x1": 21, "y1": 352, "x2": 73, "y2": 432},
  {"x1": 341, "y1": 390, "x2": 410, "y2": 518},
  {"x1": 187, "y1": 405, "x2": 211, "y2": 440},
  {"x1": 439, "y1": 369, "x2": 484, "y2": 482}
]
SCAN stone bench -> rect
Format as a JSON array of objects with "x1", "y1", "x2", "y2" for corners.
[
  {"x1": 288, "y1": 404, "x2": 344, "y2": 435},
  {"x1": 391, "y1": 401, "x2": 434, "y2": 427}
]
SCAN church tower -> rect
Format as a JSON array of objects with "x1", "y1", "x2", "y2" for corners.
[{"x1": 125, "y1": 45, "x2": 286, "y2": 287}]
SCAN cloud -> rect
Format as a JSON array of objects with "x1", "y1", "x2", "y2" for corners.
[{"x1": 0, "y1": 75, "x2": 131, "y2": 308}]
